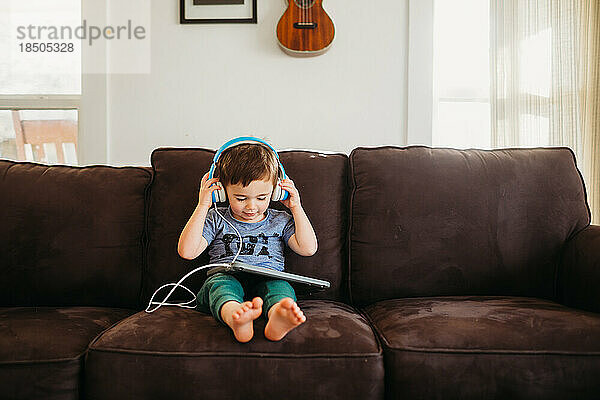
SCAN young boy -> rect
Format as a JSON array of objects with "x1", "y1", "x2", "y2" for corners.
[{"x1": 178, "y1": 143, "x2": 318, "y2": 343}]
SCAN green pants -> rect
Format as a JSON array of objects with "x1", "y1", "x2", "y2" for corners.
[{"x1": 196, "y1": 273, "x2": 297, "y2": 325}]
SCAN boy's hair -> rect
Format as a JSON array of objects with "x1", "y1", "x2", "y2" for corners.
[{"x1": 216, "y1": 144, "x2": 279, "y2": 188}]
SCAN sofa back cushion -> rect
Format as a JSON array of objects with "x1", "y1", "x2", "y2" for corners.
[
  {"x1": 349, "y1": 147, "x2": 590, "y2": 306},
  {"x1": 0, "y1": 160, "x2": 151, "y2": 308},
  {"x1": 144, "y1": 148, "x2": 349, "y2": 305}
]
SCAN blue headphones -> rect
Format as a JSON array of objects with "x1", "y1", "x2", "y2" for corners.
[{"x1": 208, "y1": 137, "x2": 289, "y2": 203}]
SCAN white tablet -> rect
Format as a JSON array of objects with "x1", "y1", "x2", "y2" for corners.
[{"x1": 206, "y1": 261, "x2": 330, "y2": 290}]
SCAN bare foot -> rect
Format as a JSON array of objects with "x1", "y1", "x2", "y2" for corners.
[
  {"x1": 264, "y1": 298, "x2": 306, "y2": 341},
  {"x1": 221, "y1": 297, "x2": 263, "y2": 343}
]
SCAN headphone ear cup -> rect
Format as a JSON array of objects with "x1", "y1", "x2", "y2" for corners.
[
  {"x1": 271, "y1": 180, "x2": 282, "y2": 201},
  {"x1": 280, "y1": 187, "x2": 289, "y2": 201},
  {"x1": 271, "y1": 179, "x2": 290, "y2": 201},
  {"x1": 213, "y1": 182, "x2": 227, "y2": 203},
  {"x1": 276, "y1": 163, "x2": 289, "y2": 201}
]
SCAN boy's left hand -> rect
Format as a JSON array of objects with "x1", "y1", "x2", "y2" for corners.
[{"x1": 279, "y1": 178, "x2": 301, "y2": 210}]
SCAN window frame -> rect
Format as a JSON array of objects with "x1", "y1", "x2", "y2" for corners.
[
  {"x1": 409, "y1": 0, "x2": 493, "y2": 149},
  {"x1": 407, "y1": 0, "x2": 435, "y2": 146},
  {"x1": 0, "y1": 0, "x2": 108, "y2": 165},
  {"x1": 0, "y1": 95, "x2": 80, "y2": 110}
]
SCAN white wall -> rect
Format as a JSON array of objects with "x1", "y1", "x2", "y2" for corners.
[{"x1": 106, "y1": 0, "x2": 408, "y2": 166}]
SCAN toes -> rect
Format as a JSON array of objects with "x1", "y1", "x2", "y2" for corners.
[
  {"x1": 280, "y1": 297, "x2": 294, "y2": 309},
  {"x1": 292, "y1": 305, "x2": 303, "y2": 317},
  {"x1": 252, "y1": 297, "x2": 263, "y2": 309},
  {"x1": 291, "y1": 303, "x2": 302, "y2": 315},
  {"x1": 232, "y1": 301, "x2": 257, "y2": 321}
]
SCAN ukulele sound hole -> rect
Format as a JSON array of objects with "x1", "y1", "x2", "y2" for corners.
[{"x1": 294, "y1": 0, "x2": 316, "y2": 9}]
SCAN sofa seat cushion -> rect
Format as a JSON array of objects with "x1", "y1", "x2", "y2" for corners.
[
  {"x1": 0, "y1": 307, "x2": 134, "y2": 400},
  {"x1": 364, "y1": 296, "x2": 600, "y2": 399},
  {"x1": 85, "y1": 300, "x2": 384, "y2": 400}
]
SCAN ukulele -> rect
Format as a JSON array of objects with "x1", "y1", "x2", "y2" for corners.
[{"x1": 276, "y1": 0, "x2": 335, "y2": 56}]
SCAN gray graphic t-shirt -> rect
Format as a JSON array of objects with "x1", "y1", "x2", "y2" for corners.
[{"x1": 202, "y1": 206, "x2": 295, "y2": 271}]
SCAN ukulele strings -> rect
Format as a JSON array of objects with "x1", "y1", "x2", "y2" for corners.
[
  {"x1": 300, "y1": 0, "x2": 313, "y2": 25},
  {"x1": 298, "y1": 0, "x2": 313, "y2": 26},
  {"x1": 305, "y1": 0, "x2": 307, "y2": 25}
]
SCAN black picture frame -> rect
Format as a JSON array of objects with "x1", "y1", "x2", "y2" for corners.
[{"x1": 180, "y1": 0, "x2": 257, "y2": 24}]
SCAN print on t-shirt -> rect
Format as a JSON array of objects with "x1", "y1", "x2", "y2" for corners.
[
  {"x1": 217, "y1": 233, "x2": 282, "y2": 259},
  {"x1": 203, "y1": 207, "x2": 295, "y2": 271}
]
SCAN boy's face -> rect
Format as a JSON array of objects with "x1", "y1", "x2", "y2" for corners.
[{"x1": 225, "y1": 178, "x2": 274, "y2": 223}]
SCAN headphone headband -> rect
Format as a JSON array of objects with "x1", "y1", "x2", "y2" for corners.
[
  {"x1": 208, "y1": 136, "x2": 289, "y2": 203},
  {"x1": 213, "y1": 136, "x2": 282, "y2": 163}
]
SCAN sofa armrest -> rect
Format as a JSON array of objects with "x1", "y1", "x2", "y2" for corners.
[{"x1": 560, "y1": 224, "x2": 600, "y2": 313}]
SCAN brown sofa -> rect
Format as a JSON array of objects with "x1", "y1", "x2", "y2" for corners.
[{"x1": 1, "y1": 146, "x2": 599, "y2": 399}]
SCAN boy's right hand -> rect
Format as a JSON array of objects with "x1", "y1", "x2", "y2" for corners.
[{"x1": 198, "y1": 172, "x2": 222, "y2": 210}]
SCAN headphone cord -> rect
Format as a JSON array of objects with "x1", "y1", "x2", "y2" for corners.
[{"x1": 145, "y1": 203, "x2": 244, "y2": 313}]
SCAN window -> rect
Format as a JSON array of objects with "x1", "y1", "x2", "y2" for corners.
[
  {"x1": 0, "y1": 0, "x2": 81, "y2": 165},
  {"x1": 432, "y1": 0, "x2": 490, "y2": 149}
]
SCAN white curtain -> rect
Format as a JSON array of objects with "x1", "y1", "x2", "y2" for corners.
[
  {"x1": 578, "y1": 1, "x2": 600, "y2": 225},
  {"x1": 490, "y1": 0, "x2": 600, "y2": 224}
]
